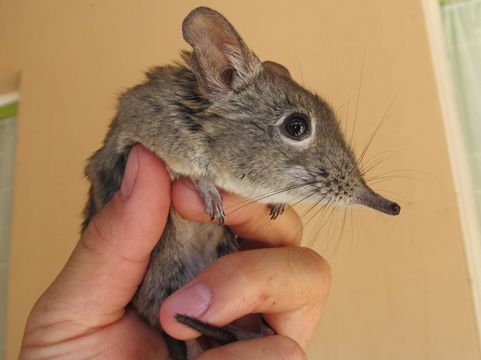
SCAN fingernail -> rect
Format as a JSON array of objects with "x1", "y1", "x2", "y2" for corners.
[
  {"x1": 121, "y1": 146, "x2": 139, "y2": 199},
  {"x1": 167, "y1": 282, "x2": 212, "y2": 318}
]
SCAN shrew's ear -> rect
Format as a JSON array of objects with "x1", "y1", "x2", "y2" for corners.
[
  {"x1": 182, "y1": 7, "x2": 261, "y2": 96},
  {"x1": 263, "y1": 61, "x2": 291, "y2": 78}
]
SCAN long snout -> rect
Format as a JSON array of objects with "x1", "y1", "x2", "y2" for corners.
[{"x1": 355, "y1": 185, "x2": 400, "y2": 216}]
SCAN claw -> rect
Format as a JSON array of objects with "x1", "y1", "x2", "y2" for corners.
[
  {"x1": 268, "y1": 203, "x2": 286, "y2": 220},
  {"x1": 195, "y1": 179, "x2": 225, "y2": 225}
]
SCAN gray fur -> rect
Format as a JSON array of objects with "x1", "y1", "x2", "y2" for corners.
[{"x1": 82, "y1": 6, "x2": 399, "y2": 359}]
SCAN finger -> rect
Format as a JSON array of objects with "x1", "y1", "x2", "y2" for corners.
[
  {"x1": 160, "y1": 247, "x2": 330, "y2": 349},
  {"x1": 197, "y1": 335, "x2": 306, "y2": 360},
  {"x1": 171, "y1": 179, "x2": 303, "y2": 246},
  {"x1": 22, "y1": 311, "x2": 169, "y2": 360},
  {"x1": 33, "y1": 145, "x2": 170, "y2": 332}
]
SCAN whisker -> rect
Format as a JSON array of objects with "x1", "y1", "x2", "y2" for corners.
[
  {"x1": 330, "y1": 207, "x2": 348, "y2": 258},
  {"x1": 356, "y1": 89, "x2": 400, "y2": 172},
  {"x1": 300, "y1": 196, "x2": 329, "y2": 227},
  {"x1": 291, "y1": 191, "x2": 320, "y2": 208},
  {"x1": 359, "y1": 150, "x2": 401, "y2": 177},
  {"x1": 225, "y1": 180, "x2": 319, "y2": 215},
  {"x1": 307, "y1": 199, "x2": 336, "y2": 249},
  {"x1": 344, "y1": 82, "x2": 353, "y2": 142},
  {"x1": 360, "y1": 151, "x2": 404, "y2": 179},
  {"x1": 296, "y1": 54, "x2": 305, "y2": 86},
  {"x1": 365, "y1": 174, "x2": 416, "y2": 184},
  {"x1": 323, "y1": 205, "x2": 339, "y2": 253},
  {"x1": 302, "y1": 197, "x2": 332, "y2": 236},
  {"x1": 349, "y1": 54, "x2": 366, "y2": 148},
  {"x1": 348, "y1": 207, "x2": 355, "y2": 260}
]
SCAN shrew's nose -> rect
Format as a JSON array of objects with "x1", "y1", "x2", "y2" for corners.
[{"x1": 356, "y1": 185, "x2": 401, "y2": 216}]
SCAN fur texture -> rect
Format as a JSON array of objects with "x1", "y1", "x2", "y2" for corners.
[{"x1": 82, "y1": 7, "x2": 399, "y2": 360}]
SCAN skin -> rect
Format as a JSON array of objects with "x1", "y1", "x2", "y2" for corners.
[{"x1": 20, "y1": 145, "x2": 331, "y2": 359}]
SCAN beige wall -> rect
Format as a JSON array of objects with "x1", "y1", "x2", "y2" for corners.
[{"x1": 1, "y1": 0, "x2": 479, "y2": 359}]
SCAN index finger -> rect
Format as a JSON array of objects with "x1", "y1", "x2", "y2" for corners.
[{"x1": 171, "y1": 179, "x2": 303, "y2": 247}]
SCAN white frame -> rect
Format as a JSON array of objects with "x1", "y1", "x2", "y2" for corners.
[{"x1": 422, "y1": 0, "x2": 481, "y2": 348}]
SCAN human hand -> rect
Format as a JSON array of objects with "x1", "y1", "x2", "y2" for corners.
[{"x1": 20, "y1": 145, "x2": 330, "y2": 359}]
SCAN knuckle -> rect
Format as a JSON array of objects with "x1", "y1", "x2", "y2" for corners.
[
  {"x1": 214, "y1": 252, "x2": 255, "y2": 283},
  {"x1": 81, "y1": 209, "x2": 115, "y2": 254},
  {"x1": 270, "y1": 336, "x2": 307, "y2": 360},
  {"x1": 217, "y1": 250, "x2": 262, "y2": 283},
  {"x1": 83, "y1": 216, "x2": 107, "y2": 245},
  {"x1": 213, "y1": 250, "x2": 271, "y2": 304},
  {"x1": 298, "y1": 247, "x2": 331, "y2": 296},
  {"x1": 289, "y1": 209, "x2": 304, "y2": 242}
]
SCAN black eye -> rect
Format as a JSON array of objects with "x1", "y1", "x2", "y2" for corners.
[{"x1": 282, "y1": 113, "x2": 311, "y2": 140}]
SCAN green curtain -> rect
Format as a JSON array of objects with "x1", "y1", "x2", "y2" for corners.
[
  {"x1": 0, "y1": 102, "x2": 18, "y2": 121},
  {"x1": 0, "y1": 96, "x2": 17, "y2": 360},
  {"x1": 442, "y1": 0, "x2": 481, "y2": 225}
]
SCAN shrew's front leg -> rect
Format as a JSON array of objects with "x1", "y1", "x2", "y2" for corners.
[{"x1": 194, "y1": 179, "x2": 225, "y2": 225}]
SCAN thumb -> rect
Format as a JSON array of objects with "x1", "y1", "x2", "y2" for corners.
[{"x1": 29, "y1": 145, "x2": 170, "y2": 335}]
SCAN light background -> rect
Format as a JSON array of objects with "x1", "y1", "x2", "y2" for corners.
[{"x1": 0, "y1": 1, "x2": 479, "y2": 359}]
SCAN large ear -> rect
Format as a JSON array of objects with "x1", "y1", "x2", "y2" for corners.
[
  {"x1": 182, "y1": 7, "x2": 262, "y2": 96},
  {"x1": 263, "y1": 61, "x2": 291, "y2": 78}
]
